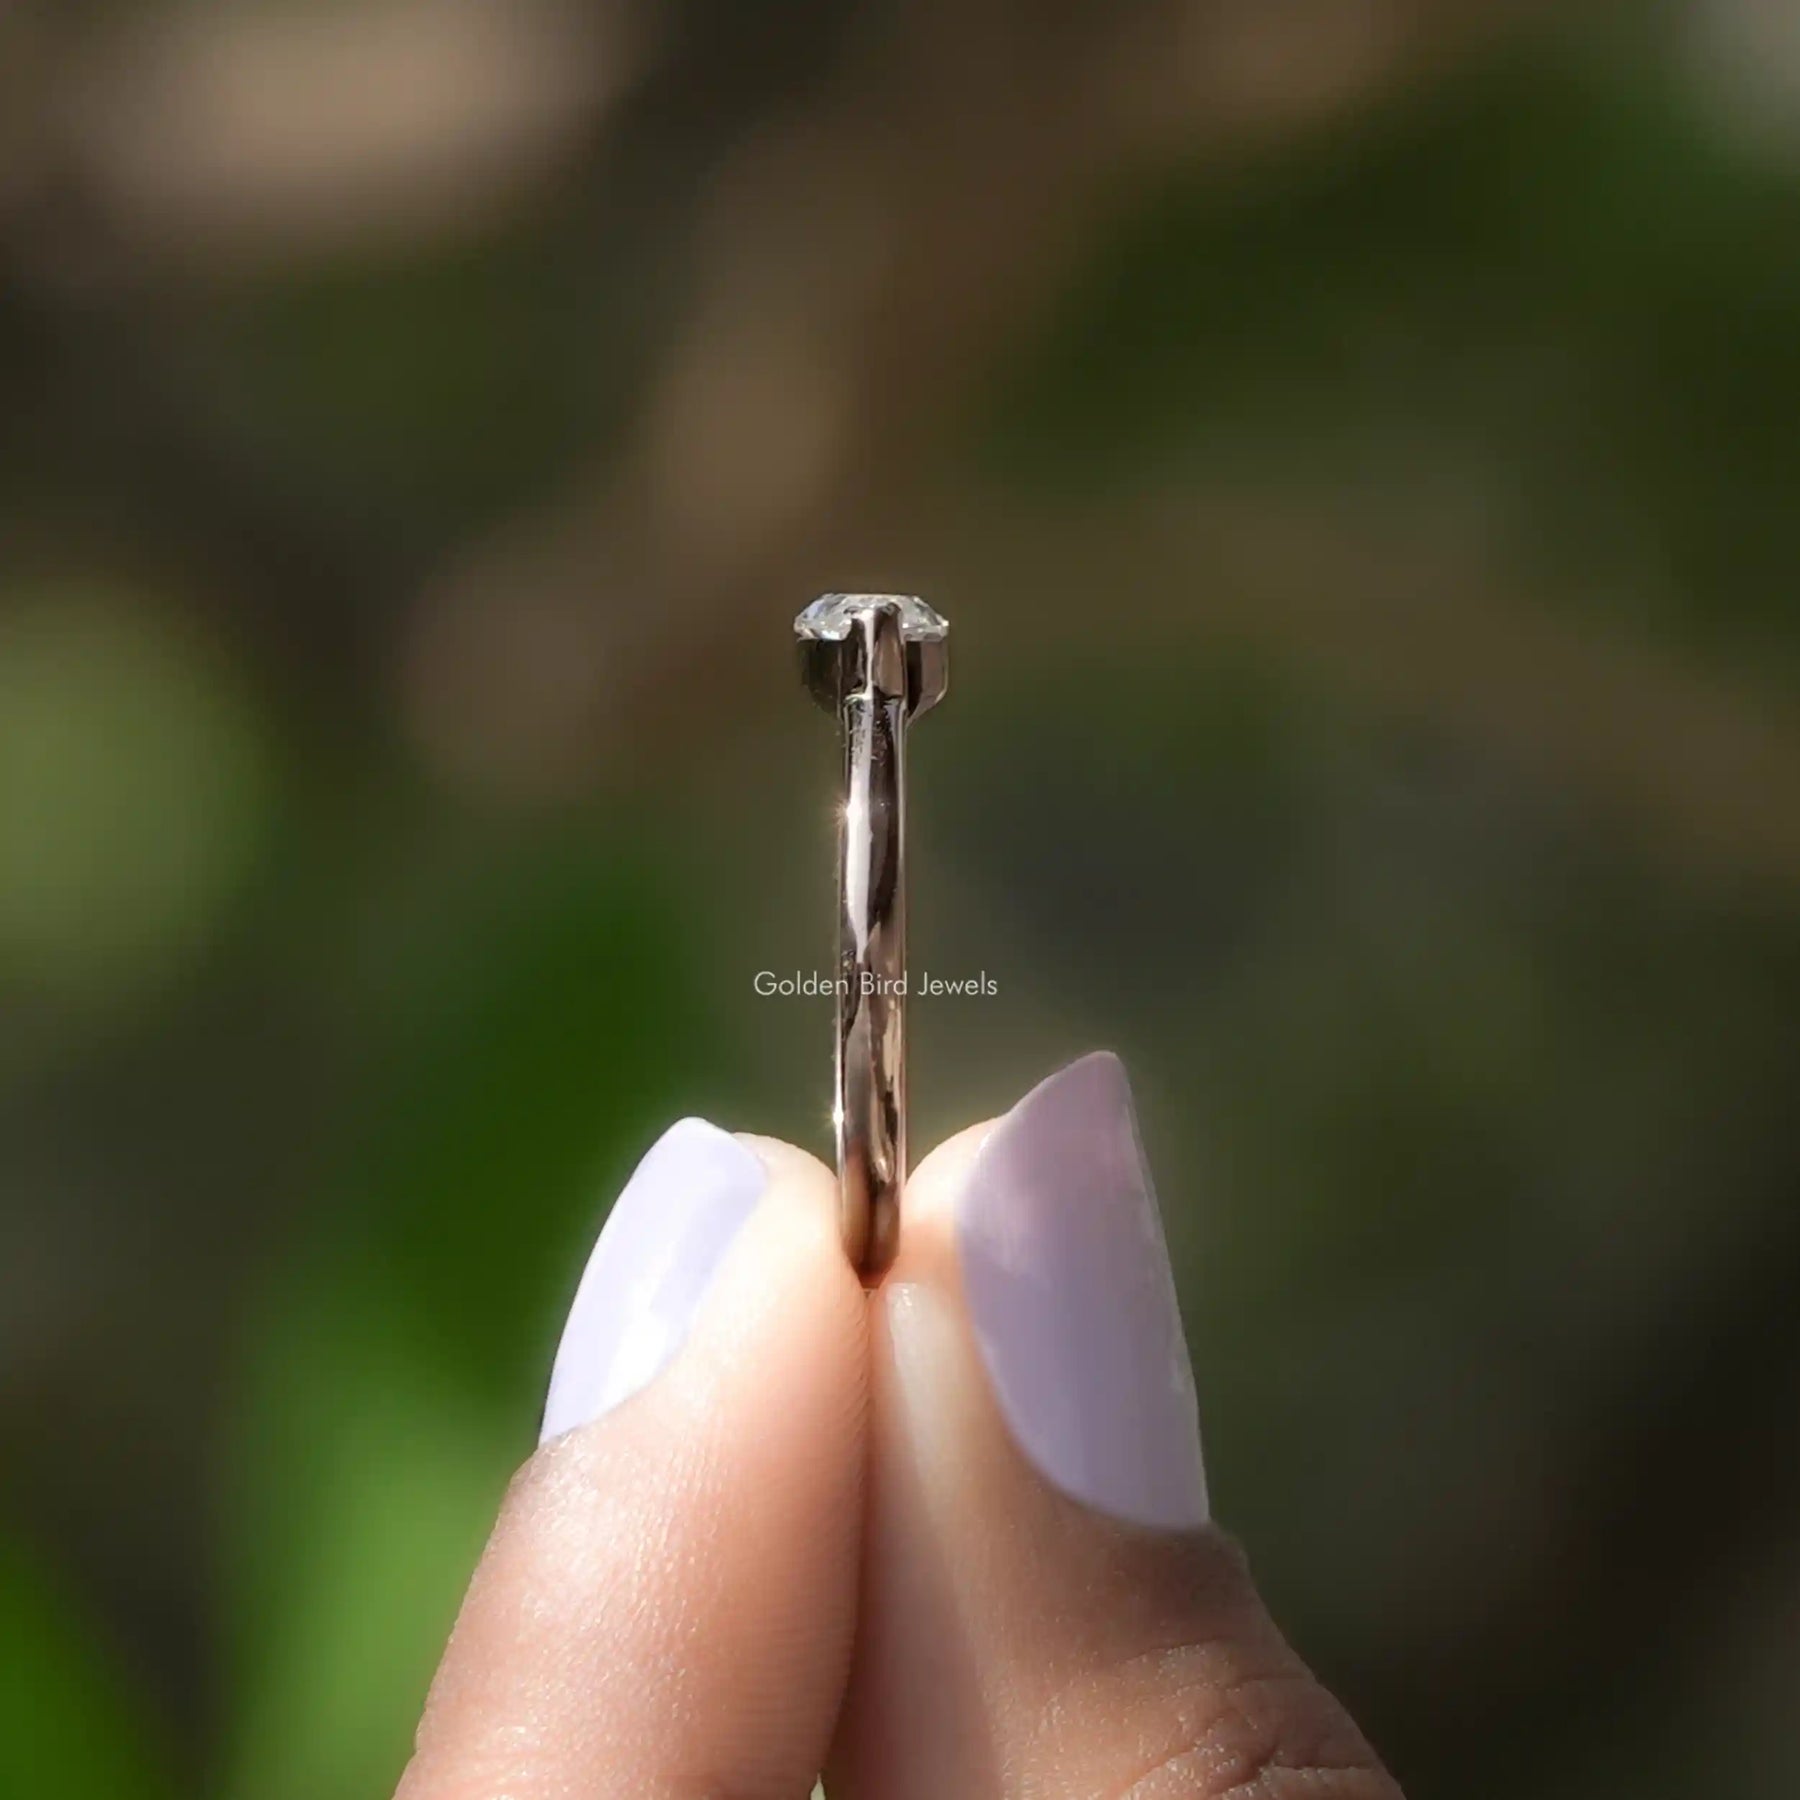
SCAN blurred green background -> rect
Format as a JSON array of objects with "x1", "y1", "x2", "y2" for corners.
[{"x1": 4, "y1": 2, "x2": 1800, "y2": 1795}]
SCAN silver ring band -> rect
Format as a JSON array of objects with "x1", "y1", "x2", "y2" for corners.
[{"x1": 797, "y1": 595, "x2": 948, "y2": 1281}]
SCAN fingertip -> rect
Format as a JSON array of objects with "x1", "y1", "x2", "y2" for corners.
[
  {"x1": 889, "y1": 1116, "x2": 994, "y2": 1284},
  {"x1": 895, "y1": 1051, "x2": 1134, "y2": 1280},
  {"x1": 671, "y1": 1132, "x2": 868, "y2": 1414},
  {"x1": 719, "y1": 1130, "x2": 866, "y2": 1350},
  {"x1": 540, "y1": 1117, "x2": 766, "y2": 1442},
  {"x1": 839, "y1": 1059, "x2": 1400, "y2": 1800},
  {"x1": 733, "y1": 1131, "x2": 840, "y2": 1228},
  {"x1": 408, "y1": 1119, "x2": 870, "y2": 1800}
]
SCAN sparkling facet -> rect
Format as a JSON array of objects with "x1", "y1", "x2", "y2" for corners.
[{"x1": 794, "y1": 593, "x2": 948, "y2": 643}]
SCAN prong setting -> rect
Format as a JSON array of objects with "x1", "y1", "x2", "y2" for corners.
[{"x1": 797, "y1": 594, "x2": 949, "y2": 719}]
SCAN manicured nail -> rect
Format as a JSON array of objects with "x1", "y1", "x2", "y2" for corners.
[
  {"x1": 956, "y1": 1052, "x2": 1208, "y2": 1530},
  {"x1": 540, "y1": 1120, "x2": 765, "y2": 1442}
]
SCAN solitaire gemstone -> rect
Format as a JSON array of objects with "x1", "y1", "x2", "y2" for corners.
[{"x1": 794, "y1": 593, "x2": 948, "y2": 643}]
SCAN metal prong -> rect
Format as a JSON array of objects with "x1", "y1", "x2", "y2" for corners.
[{"x1": 795, "y1": 593, "x2": 948, "y2": 1281}]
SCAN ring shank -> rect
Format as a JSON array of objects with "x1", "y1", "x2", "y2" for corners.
[{"x1": 835, "y1": 613, "x2": 909, "y2": 1278}]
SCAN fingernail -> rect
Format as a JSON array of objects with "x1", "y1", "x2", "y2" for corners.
[
  {"x1": 956, "y1": 1052, "x2": 1208, "y2": 1530},
  {"x1": 540, "y1": 1119, "x2": 765, "y2": 1442}
]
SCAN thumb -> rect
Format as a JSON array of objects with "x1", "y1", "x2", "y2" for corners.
[
  {"x1": 400, "y1": 1121, "x2": 865, "y2": 1800},
  {"x1": 830, "y1": 1054, "x2": 1402, "y2": 1800}
]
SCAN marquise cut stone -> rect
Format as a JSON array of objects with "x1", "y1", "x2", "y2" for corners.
[{"x1": 794, "y1": 593, "x2": 948, "y2": 643}]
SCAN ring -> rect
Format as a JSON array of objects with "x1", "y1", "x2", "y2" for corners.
[{"x1": 796, "y1": 594, "x2": 949, "y2": 1281}]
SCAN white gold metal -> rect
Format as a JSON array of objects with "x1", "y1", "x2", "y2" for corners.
[{"x1": 797, "y1": 594, "x2": 948, "y2": 1281}]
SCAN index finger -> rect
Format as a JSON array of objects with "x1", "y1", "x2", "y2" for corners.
[{"x1": 399, "y1": 1123, "x2": 865, "y2": 1800}]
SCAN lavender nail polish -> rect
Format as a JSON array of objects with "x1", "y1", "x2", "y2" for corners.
[
  {"x1": 956, "y1": 1053, "x2": 1209, "y2": 1530},
  {"x1": 540, "y1": 1120, "x2": 765, "y2": 1443}
]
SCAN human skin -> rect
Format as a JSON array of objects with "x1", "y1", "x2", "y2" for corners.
[{"x1": 396, "y1": 1057, "x2": 1403, "y2": 1800}]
